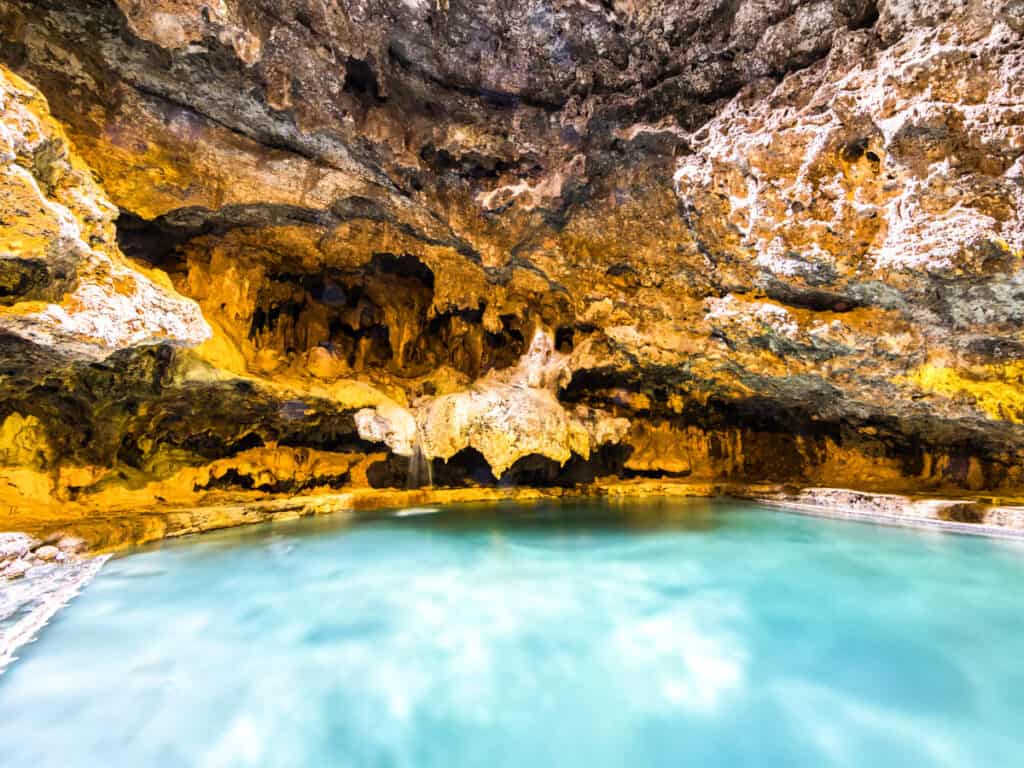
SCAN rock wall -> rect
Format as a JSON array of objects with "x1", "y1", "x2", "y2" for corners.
[{"x1": 0, "y1": 0, "x2": 1022, "y2": 533}]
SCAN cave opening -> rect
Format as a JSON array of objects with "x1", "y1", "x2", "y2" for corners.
[
  {"x1": 343, "y1": 56, "x2": 385, "y2": 103},
  {"x1": 114, "y1": 211, "x2": 193, "y2": 274}
]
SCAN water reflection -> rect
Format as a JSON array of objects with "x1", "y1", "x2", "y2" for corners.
[{"x1": 374, "y1": 496, "x2": 727, "y2": 535}]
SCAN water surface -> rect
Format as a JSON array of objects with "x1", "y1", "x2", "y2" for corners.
[{"x1": 3, "y1": 498, "x2": 1023, "y2": 767}]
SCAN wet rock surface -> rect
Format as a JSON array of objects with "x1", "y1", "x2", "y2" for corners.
[
  {"x1": 0, "y1": 0, "x2": 1022, "y2": 545},
  {"x1": 0, "y1": 550, "x2": 107, "y2": 672},
  {"x1": 1, "y1": 531, "x2": 88, "y2": 578}
]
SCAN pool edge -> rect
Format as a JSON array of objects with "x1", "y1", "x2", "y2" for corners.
[{"x1": 0, "y1": 555, "x2": 110, "y2": 676}]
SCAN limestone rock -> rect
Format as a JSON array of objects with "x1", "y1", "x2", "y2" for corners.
[
  {"x1": 55, "y1": 536, "x2": 87, "y2": 554},
  {"x1": 355, "y1": 403, "x2": 418, "y2": 458},
  {"x1": 0, "y1": 0, "x2": 1020, "y2": 529},
  {"x1": 419, "y1": 330, "x2": 629, "y2": 477},
  {"x1": 0, "y1": 533, "x2": 40, "y2": 562},
  {"x1": 33, "y1": 544, "x2": 59, "y2": 562},
  {"x1": 3, "y1": 558, "x2": 31, "y2": 579},
  {"x1": 0, "y1": 66, "x2": 210, "y2": 360}
]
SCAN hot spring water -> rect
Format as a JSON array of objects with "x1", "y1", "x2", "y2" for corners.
[{"x1": 2, "y1": 499, "x2": 1023, "y2": 767}]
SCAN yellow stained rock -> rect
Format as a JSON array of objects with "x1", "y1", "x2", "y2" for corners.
[
  {"x1": 0, "y1": 413, "x2": 53, "y2": 468},
  {"x1": 906, "y1": 362, "x2": 1024, "y2": 424}
]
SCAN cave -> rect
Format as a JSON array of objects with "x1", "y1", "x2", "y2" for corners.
[
  {"x1": 4, "y1": 0, "x2": 1023, "y2": 528},
  {"x1": 1, "y1": 1, "x2": 1024, "y2": 760}
]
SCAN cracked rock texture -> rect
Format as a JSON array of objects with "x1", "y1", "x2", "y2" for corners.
[
  {"x1": 0, "y1": 67, "x2": 208, "y2": 358},
  {"x1": 0, "y1": 0, "x2": 1022, "y2": 542}
]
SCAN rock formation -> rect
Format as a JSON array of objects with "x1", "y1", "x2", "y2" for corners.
[{"x1": 0, "y1": 0, "x2": 1022, "y2": 542}]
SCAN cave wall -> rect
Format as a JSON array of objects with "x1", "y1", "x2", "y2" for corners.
[{"x1": 0, "y1": 0, "x2": 1022, "y2": 525}]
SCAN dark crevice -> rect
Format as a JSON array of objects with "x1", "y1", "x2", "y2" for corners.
[
  {"x1": 386, "y1": 43, "x2": 567, "y2": 112},
  {"x1": 135, "y1": 203, "x2": 335, "y2": 242},
  {"x1": 343, "y1": 57, "x2": 386, "y2": 104},
  {"x1": 116, "y1": 201, "x2": 483, "y2": 267},
  {"x1": 236, "y1": 255, "x2": 532, "y2": 379},
  {"x1": 178, "y1": 431, "x2": 266, "y2": 461},
  {"x1": 761, "y1": 282, "x2": 862, "y2": 313},
  {"x1": 426, "y1": 444, "x2": 635, "y2": 489},
  {"x1": 418, "y1": 144, "x2": 522, "y2": 180},
  {"x1": 849, "y1": 0, "x2": 880, "y2": 31},
  {"x1": 0, "y1": 258, "x2": 73, "y2": 305},
  {"x1": 193, "y1": 469, "x2": 352, "y2": 494},
  {"x1": 115, "y1": 211, "x2": 194, "y2": 271}
]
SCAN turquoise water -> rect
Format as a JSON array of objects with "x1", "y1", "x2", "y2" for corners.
[{"x1": 3, "y1": 498, "x2": 1024, "y2": 767}]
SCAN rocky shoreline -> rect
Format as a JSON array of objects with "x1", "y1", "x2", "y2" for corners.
[
  {"x1": 6, "y1": 483, "x2": 1024, "y2": 562},
  {"x1": 1, "y1": 533, "x2": 90, "y2": 579},
  {"x1": 0, "y1": 553, "x2": 109, "y2": 674},
  {"x1": 3, "y1": 484, "x2": 1021, "y2": 675},
  {"x1": 740, "y1": 487, "x2": 1024, "y2": 540}
]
